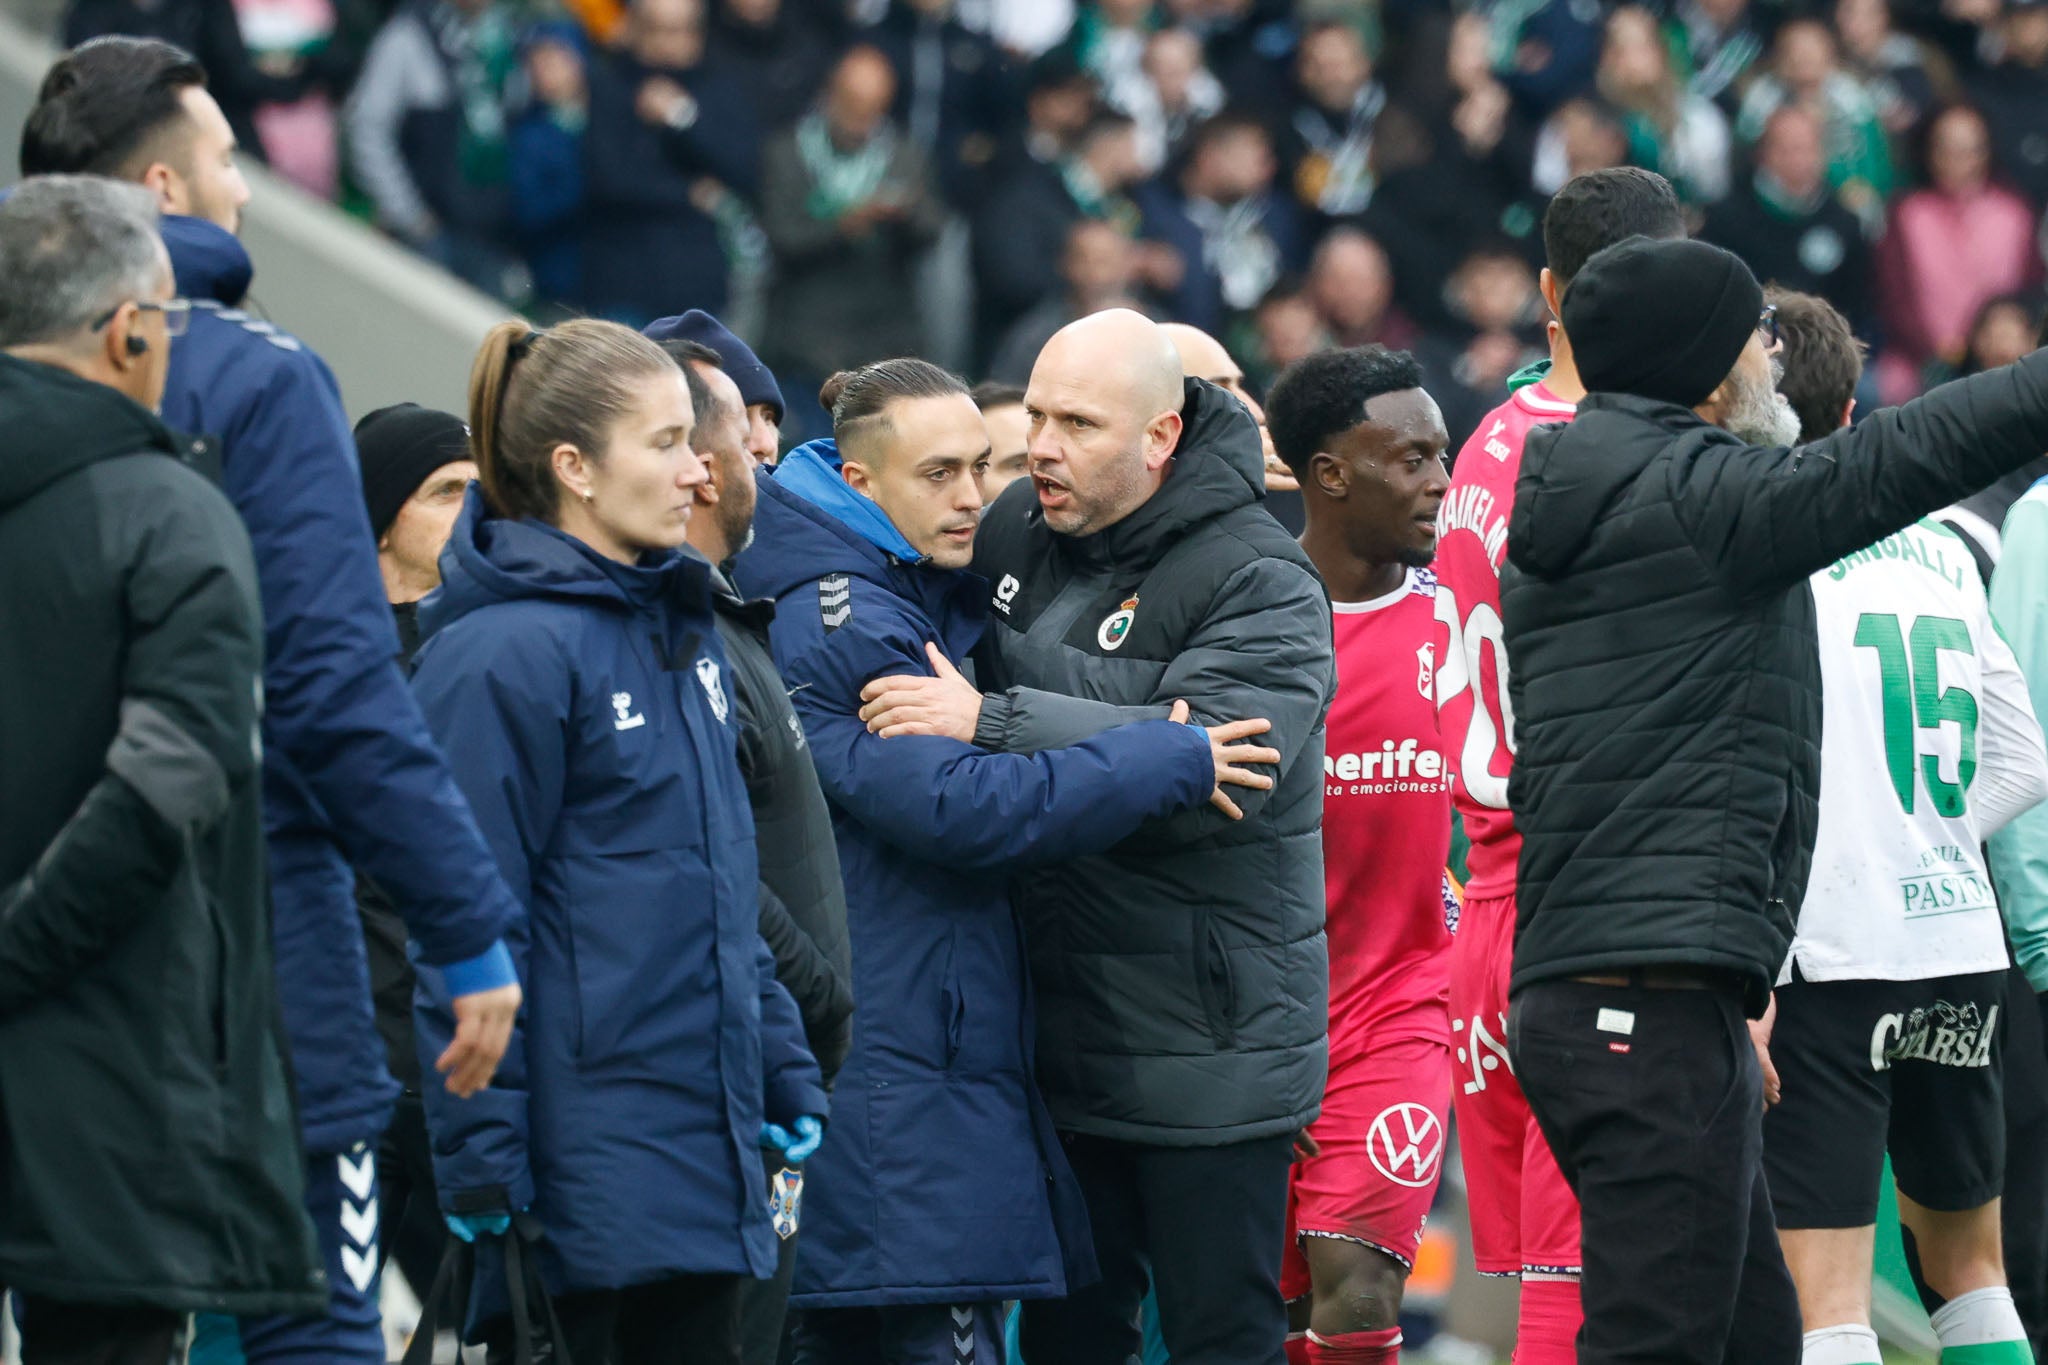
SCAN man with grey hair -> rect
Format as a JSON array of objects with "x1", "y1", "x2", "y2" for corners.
[{"x1": 0, "y1": 175, "x2": 322, "y2": 1365}]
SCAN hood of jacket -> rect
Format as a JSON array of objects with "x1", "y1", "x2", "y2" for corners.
[
  {"x1": 1069, "y1": 377, "x2": 1267, "y2": 566},
  {"x1": 0, "y1": 353, "x2": 183, "y2": 512},
  {"x1": 1510, "y1": 392, "x2": 1712, "y2": 580},
  {"x1": 161, "y1": 214, "x2": 254, "y2": 306},
  {"x1": 735, "y1": 440, "x2": 987, "y2": 657},
  {"x1": 420, "y1": 485, "x2": 714, "y2": 640}
]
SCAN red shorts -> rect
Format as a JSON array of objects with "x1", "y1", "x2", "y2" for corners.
[
  {"x1": 1449, "y1": 892, "x2": 1581, "y2": 1277},
  {"x1": 1281, "y1": 1034, "x2": 1451, "y2": 1301}
]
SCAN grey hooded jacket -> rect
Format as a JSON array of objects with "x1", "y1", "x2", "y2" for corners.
[{"x1": 968, "y1": 379, "x2": 1335, "y2": 1145}]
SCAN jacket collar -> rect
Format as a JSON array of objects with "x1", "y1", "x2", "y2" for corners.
[
  {"x1": 161, "y1": 214, "x2": 254, "y2": 306},
  {"x1": 774, "y1": 440, "x2": 927, "y2": 563}
]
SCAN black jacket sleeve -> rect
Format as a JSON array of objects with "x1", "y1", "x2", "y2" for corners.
[
  {"x1": 757, "y1": 882, "x2": 853, "y2": 1084},
  {"x1": 1674, "y1": 348, "x2": 2048, "y2": 599},
  {"x1": 0, "y1": 469, "x2": 262, "y2": 1015}
]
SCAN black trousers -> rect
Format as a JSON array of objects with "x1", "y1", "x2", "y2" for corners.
[
  {"x1": 18, "y1": 1298, "x2": 180, "y2": 1365},
  {"x1": 377, "y1": 1092, "x2": 447, "y2": 1298},
  {"x1": 1996, "y1": 971, "x2": 2048, "y2": 1352},
  {"x1": 1018, "y1": 1130, "x2": 1295, "y2": 1365},
  {"x1": 1509, "y1": 978, "x2": 1802, "y2": 1365},
  {"x1": 737, "y1": 1160, "x2": 802, "y2": 1365},
  {"x1": 792, "y1": 1302, "x2": 1006, "y2": 1365},
  {"x1": 487, "y1": 1273, "x2": 744, "y2": 1365}
]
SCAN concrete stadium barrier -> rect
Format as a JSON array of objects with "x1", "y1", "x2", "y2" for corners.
[{"x1": 0, "y1": 9, "x2": 512, "y2": 420}]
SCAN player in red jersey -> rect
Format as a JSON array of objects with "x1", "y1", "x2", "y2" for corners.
[
  {"x1": 1430, "y1": 167, "x2": 1686, "y2": 1365},
  {"x1": 1267, "y1": 346, "x2": 1454, "y2": 1365}
]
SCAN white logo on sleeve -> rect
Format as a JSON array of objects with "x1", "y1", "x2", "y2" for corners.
[
  {"x1": 696, "y1": 658, "x2": 730, "y2": 724},
  {"x1": 1366, "y1": 1103, "x2": 1445, "y2": 1187},
  {"x1": 994, "y1": 574, "x2": 1021, "y2": 615},
  {"x1": 612, "y1": 692, "x2": 646, "y2": 731}
]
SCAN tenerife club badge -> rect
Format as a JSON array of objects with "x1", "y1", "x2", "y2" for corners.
[
  {"x1": 769, "y1": 1166, "x2": 804, "y2": 1241},
  {"x1": 1098, "y1": 596, "x2": 1140, "y2": 652}
]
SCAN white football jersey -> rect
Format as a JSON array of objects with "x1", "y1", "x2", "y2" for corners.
[{"x1": 1787, "y1": 519, "x2": 2048, "y2": 984}]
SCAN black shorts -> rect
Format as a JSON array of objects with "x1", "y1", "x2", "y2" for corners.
[{"x1": 1764, "y1": 969, "x2": 2007, "y2": 1229}]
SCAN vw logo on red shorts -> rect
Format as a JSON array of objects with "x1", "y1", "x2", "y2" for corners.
[{"x1": 1366, "y1": 1103, "x2": 1445, "y2": 1188}]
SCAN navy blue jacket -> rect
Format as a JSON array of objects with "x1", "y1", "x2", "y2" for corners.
[
  {"x1": 158, "y1": 216, "x2": 519, "y2": 1154},
  {"x1": 411, "y1": 494, "x2": 825, "y2": 1297},
  {"x1": 732, "y1": 443, "x2": 1215, "y2": 1307}
]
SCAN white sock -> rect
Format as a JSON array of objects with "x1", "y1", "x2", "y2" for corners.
[
  {"x1": 1803, "y1": 1324, "x2": 1883, "y2": 1365},
  {"x1": 1931, "y1": 1286, "x2": 2029, "y2": 1349}
]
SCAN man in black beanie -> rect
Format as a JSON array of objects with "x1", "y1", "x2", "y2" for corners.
[
  {"x1": 351, "y1": 401, "x2": 477, "y2": 1295},
  {"x1": 1499, "y1": 234, "x2": 2048, "y2": 1365},
  {"x1": 644, "y1": 308, "x2": 788, "y2": 464}
]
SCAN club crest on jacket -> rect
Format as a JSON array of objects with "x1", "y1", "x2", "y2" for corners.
[
  {"x1": 1098, "y1": 596, "x2": 1139, "y2": 651},
  {"x1": 695, "y1": 657, "x2": 730, "y2": 725}
]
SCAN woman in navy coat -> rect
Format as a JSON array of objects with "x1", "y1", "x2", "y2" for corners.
[{"x1": 409, "y1": 319, "x2": 825, "y2": 1363}]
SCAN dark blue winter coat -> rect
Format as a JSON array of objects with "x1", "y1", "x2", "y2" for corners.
[
  {"x1": 410, "y1": 492, "x2": 826, "y2": 1298},
  {"x1": 158, "y1": 215, "x2": 519, "y2": 1155},
  {"x1": 730, "y1": 443, "x2": 1216, "y2": 1307}
]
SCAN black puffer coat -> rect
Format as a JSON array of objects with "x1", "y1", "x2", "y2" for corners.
[
  {"x1": 970, "y1": 380, "x2": 1336, "y2": 1145},
  {"x1": 1503, "y1": 353, "x2": 2048, "y2": 1013},
  {"x1": 0, "y1": 354, "x2": 324, "y2": 1313}
]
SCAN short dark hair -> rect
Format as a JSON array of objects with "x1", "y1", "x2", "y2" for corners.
[
  {"x1": 1187, "y1": 108, "x2": 1271, "y2": 160},
  {"x1": 22, "y1": 38, "x2": 210, "y2": 179},
  {"x1": 660, "y1": 338, "x2": 726, "y2": 435},
  {"x1": 821, "y1": 358, "x2": 970, "y2": 461},
  {"x1": 1265, "y1": 345, "x2": 1428, "y2": 479},
  {"x1": 1541, "y1": 166, "x2": 1685, "y2": 289},
  {"x1": 1766, "y1": 286, "x2": 1865, "y2": 443},
  {"x1": 971, "y1": 380, "x2": 1025, "y2": 411}
]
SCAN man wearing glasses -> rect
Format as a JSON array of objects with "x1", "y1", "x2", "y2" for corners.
[
  {"x1": 23, "y1": 36, "x2": 526, "y2": 1365},
  {"x1": 0, "y1": 175, "x2": 327, "y2": 1365},
  {"x1": 1497, "y1": 235, "x2": 2048, "y2": 1365}
]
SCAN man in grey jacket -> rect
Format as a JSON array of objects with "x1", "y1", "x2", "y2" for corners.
[{"x1": 858, "y1": 308, "x2": 1335, "y2": 1365}]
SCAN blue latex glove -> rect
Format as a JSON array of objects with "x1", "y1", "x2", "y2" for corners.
[
  {"x1": 760, "y1": 1114, "x2": 825, "y2": 1163},
  {"x1": 444, "y1": 1211, "x2": 513, "y2": 1242}
]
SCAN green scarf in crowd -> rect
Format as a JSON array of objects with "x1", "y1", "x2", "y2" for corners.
[{"x1": 798, "y1": 113, "x2": 895, "y2": 222}]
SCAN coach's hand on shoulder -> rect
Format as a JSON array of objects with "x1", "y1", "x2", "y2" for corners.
[
  {"x1": 860, "y1": 643, "x2": 984, "y2": 741},
  {"x1": 1174, "y1": 700, "x2": 1279, "y2": 820}
]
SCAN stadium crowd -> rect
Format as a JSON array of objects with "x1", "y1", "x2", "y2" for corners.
[
  {"x1": 8, "y1": 3, "x2": 2048, "y2": 1365},
  {"x1": 38, "y1": 0, "x2": 2048, "y2": 441}
]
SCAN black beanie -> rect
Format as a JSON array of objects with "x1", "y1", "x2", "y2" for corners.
[
  {"x1": 1562, "y1": 236, "x2": 1765, "y2": 409},
  {"x1": 355, "y1": 403, "x2": 471, "y2": 541}
]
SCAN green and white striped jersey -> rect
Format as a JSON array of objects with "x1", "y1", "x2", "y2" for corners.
[{"x1": 1785, "y1": 519, "x2": 2048, "y2": 984}]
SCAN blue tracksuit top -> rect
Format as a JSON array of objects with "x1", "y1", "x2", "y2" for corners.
[
  {"x1": 157, "y1": 215, "x2": 518, "y2": 1153},
  {"x1": 731, "y1": 442, "x2": 1215, "y2": 1306},
  {"x1": 410, "y1": 492, "x2": 825, "y2": 1299}
]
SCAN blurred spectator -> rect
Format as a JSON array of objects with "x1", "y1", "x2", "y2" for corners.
[
  {"x1": 1001, "y1": 48, "x2": 1098, "y2": 174},
  {"x1": 958, "y1": 0, "x2": 1076, "y2": 56},
  {"x1": 1925, "y1": 291, "x2": 2048, "y2": 386},
  {"x1": 1736, "y1": 18, "x2": 1895, "y2": 224},
  {"x1": 1835, "y1": 0, "x2": 1949, "y2": 142},
  {"x1": 1279, "y1": 21, "x2": 1384, "y2": 219},
  {"x1": 974, "y1": 109, "x2": 1155, "y2": 354},
  {"x1": 1127, "y1": 26, "x2": 1224, "y2": 171},
  {"x1": 988, "y1": 216, "x2": 1144, "y2": 380},
  {"x1": 345, "y1": 0, "x2": 521, "y2": 298},
  {"x1": 1666, "y1": 0, "x2": 1768, "y2": 108},
  {"x1": 1530, "y1": 94, "x2": 1630, "y2": 194},
  {"x1": 1967, "y1": 0, "x2": 2048, "y2": 209},
  {"x1": 1245, "y1": 278, "x2": 1331, "y2": 390},
  {"x1": 870, "y1": 0, "x2": 1018, "y2": 204},
  {"x1": 1415, "y1": 241, "x2": 1547, "y2": 445},
  {"x1": 64, "y1": 0, "x2": 308, "y2": 160},
  {"x1": 705, "y1": 0, "x2": 836, "y2": 135},
  {"x1": 1307, "y1": 226, "x2": 1417, "y2": 350},
  {"x1": 1134, "y1": 108, "x2": 1305, "y2": 332},
  {"x1": 1703, "y1": 104, "x2": 1875, "y2": 332},
  {"x1": 1481, "y1": 0, "x2": 1604, "y2": 117},
  {"x1": 581, "y1": 0, "x2": 758, "y2": 324},
  {"x1": 760, "y1": 47, "x2": 945, "y2": 394},
  {"x1": 230, "y1": 0, "x2": 343, "y2": 195},
  {"x1": 1598, "y1": 4, "x2": 1732, "y2": 204},
  {"x1": 1878, "y1": 102, "x2": 2042, "y2": 392},
  {"x1": 971, "y1": 379, "x2": 1032, "y2": 497},
  {"x1": 507, "y1": 19, "x2": 587, "y2": 309},
  {"x1": 1067, "y1": 0, "x2": 1160, "y2": 114}
]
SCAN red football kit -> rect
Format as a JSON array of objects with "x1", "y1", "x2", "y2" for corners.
[
  {"x1": 1432, "y1": 379, "x2": 1583, "y2": 1279},
  {"x1": 1283, "y1": 569, "x2": 1453, "y2": 1297}
]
